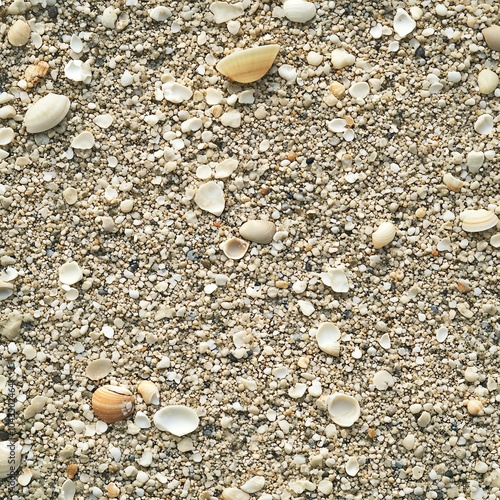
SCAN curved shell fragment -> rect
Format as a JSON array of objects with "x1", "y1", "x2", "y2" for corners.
[
  {"x1": 137, "y1": 381, "x2": 160, "y2": 405},
  {"x1": 283, "y1": 0, "x2": 316, "y2": 23},
  {"x1": 220, "y1": 237, "x2": 249, "y2": 260},
  {"x1": 319, "y1": 267, "x2": 349, "y2": 293},
  {"x1": 194, "y1": 181, "x2": 225, "y2": 216},
  {"x1": 482, "y1": 25, "x2": 500, "y2": 51},
  {"x1": 210, "y1": 2, "x2": 244, "y2": 23},
  {"x1": 326, "y1": 393, "x2": 361, "y2": 427},
  {"x1": 373, "y1": 370, "x2": 395, "y2": 390},
  {"x1": 443, "y1": 172, "x2": 464, "y2": 192},
  {"x1": 24, "y1": 93, "x2": 71, "y2": 133},
  {"x1": 59, "y1": 261, "x2": 83, "y2": 285},
  {"x1": 64, "y1": 60, "x2": 92, "y2": 83},
  {"x1": 316, "y1": 322, "x2": 341, "y2": 356},
  {"x1": 71, "y1": 131, "x2": 95, "y2": 149},
  {"x1": 0, "y1": 127, "x2": 15, "y2": 146},
  {"x1": 153, "y1": 405, "x2": 199, "y2": 436},
  {"x1": 393, "y1": 8, "x2": 416, "y2": 37},
  {"x1": 91, "y1": 385, "x2": 135, "y2": 424},
  {"x1": 474, "y1": 114, "x2": 493, "y2": 135},
  {"x1": 163, "y1": 81, "x2": 193, "y2": 103},
  {"x1": 86, "y1": 359, "x2": 113, "y2": 380}
]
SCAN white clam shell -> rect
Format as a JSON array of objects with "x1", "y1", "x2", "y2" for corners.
[
  {"x1": 194, "y1": 181, "x2": 225, "y2": 216},
  {"x1": 93, "y1": 114, "x2": 114, "y2": 129},
  {"x1": 349, "y1": 82, "x2": 369, "y2": 99},
  {"x1": 239, "y1": 220, "x2": 276, "y2": 244},
  {"x1": 372, "y1": 221, "x2": 396, "y2": 249},
  {"x1": 491, "y1": 233, "x2": 500, "y2": 248},
  {"x1": 0, "y1": 127, "x2": 15, "y2": 146},
  {"x1": 482, "y1": 25, "x2": 500, "y2": 51},
  {"x1": 478, "y1": 68, "x2": 499, "y2": 94},
  {"x1": 393, "y1": 8, "x2": 416, "y2": 37},
  {"x1": 210, "y1": 1, "x2": 244, "y2": 23},
  {"x1": 283, "y1": 0, "x2": 316, "y2": 23},
  {"x1": 345, "y1": 456, "x2": 360, "y2": 477},
  {"x1": 372, "y1": 370, "x2": 395, "y2": 390},
  {"x1": 326, "y1": 393, "x2": 360, "y2": 427},
  {"x1": 59, "y1": 261, "x2": 83, "y2": 285},
  {"x1": 153, "y1": 405, "x2": 199, "y2": 436},
  {"x1": 442, "y1": 172, "x2": 464, "y2": 192},
  {"x1": 24, "y1": 93, "x2": 70, "y2": 133},
  {"x1": 316, "y1": 322, "x2": 341, "y2": 356},
  {"x1": 86, "y1": 358, "x2": 113, "y2": 380},
  {"x1": 0, "y1": 440, "x2": 21, "y2": 479},
  {"x1": 460, "y1": 209, "x2": 498, "y2": 233},
  {"x1": 216, "y1": 45, "x2": 280, "y2": 83},
  {"x1": 137, "y1": 381, "x2": 160, "y2": 405},
  {"x1": 8, "y1": 19, "x2": 30, "y2": 46},
  {"x1": 220, "y1": 237, "x2": 249, "y2": 260}
]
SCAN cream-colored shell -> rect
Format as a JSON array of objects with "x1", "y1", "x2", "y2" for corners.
[
  {"x1": 153, "y1": 405, "x2": 200, "y2": 436},
  {"x1": 482, "y1": 25, "x2": 500, "y2": 51},
  {"x1": 283, "y1": 0, "x2": 316, "y2": 23},
  {"x1": 8, "y1": 20, "x2": 31, "y2": 47},
  {"x1": 372, "y1": 221, "x2": 396, "y2": 249},
  {"x1": 216, "y1": 45, "x2": 280, "y2": 83},
  {"x1": 239, "y1": 220, "x2": 276, "y2": 244},
  {"x1": 86, "y1": 359, "x2": 113, "y2": 380},
  {"x1": 24, "y1": 93, "x2": 71, "y2": 133},
  {"x1": 443, "y1": 172, "x2": 464, "y2": 192},
  {"x1": 478, "y1": 68, "x2": 499, "y2": 94},
  {"x1": 0, "y1": 441, "x2": 21, "y2": 479},
  {"x1": 91, "y1": 385, "x2": 135, "y2": 424},
  {"x1": 220, "y1": 237, "x2": 249, "y2": 260},
  {"x1": 194, "y1": 181, "x2": 225, "y2": 216},
  {"x1": 467, "y1": 399, "x2": 484, "y2": 416},
  {"x1": 326, "y1": 393, "x2": 360, "y2": 427},
  {"x1": 137, "y1": 381, "x2": 160, "y2": 405},
  {"x1": 316, "y1": 322, "x2": 341, "y2": 356},
  {"x1": 460, "y1": 209, "x2": 498, "y2": 232}
]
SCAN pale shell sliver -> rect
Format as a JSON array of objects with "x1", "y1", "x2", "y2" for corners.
[
  {"x1": 137, "y1": 381, "x2": 160, "y2": 405},
  {"x1": 153, "y1": 405, "x2": 199, "y2": 436},
  {"x1": 0, "y1": 440, "x2": 21, "y2": 479},
  {"x1": 316, "y1": 322, "x2": 341, "y2": 356},
  {"x1": 372, "y1": 221, "x2": 396, "y2": 249},
  {"x1": 326, "y1": 393, "x2": 360, "y2": 427},
  {"x1": 239, "y1": 220, "x2": 276, "y2": 244},
  {"x1": 220, "y1": 237, "x2": 249, "y2": 260},
  {"x1": 283, "y1": 0, "x2": 316, "y2": 23},
  {"x1": 460, "y1": 209, "x2": 498, "y2": 233},
  {"x1": 24, "y1": 93, "x2": 70, "y2": 133},
  {"x1": 216, "y1": 45, "x2": 280, "y2": 83}
]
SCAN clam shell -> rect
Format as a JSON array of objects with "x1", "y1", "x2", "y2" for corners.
[
  {"x1": 91, "y1": 385, "x2": 135, "y2": 424},
  {"x1": 153, "y1": 405, "x2": 200, "y2": 436},
  {"x1": 59, "y1": 261, "x2": 83, "y2": 285},
  {"x1": 482, "y1": 25, "x2": 500, "y2": 51},
  {"x1": 467, "y1": 400, "x2": 483, "y2": 416},
  {"x1": 345, "y1": 456, "x2": 360, "y2": 477},
  {"x1": 478, "y1": 68, "x2": 499, "y2": 94},
  {"x1": 443, "y1": 172, "x2": 464, "y2": 192},
  {"x1": 8, "y1": 19, "x2": 30, "y2": 47},
  {"x1": 137, "y1": 381, "x2": 160, "y2": 405},
  {"x1": 239, "y1": 220, "x2": 276, "y2": 244},
  {"x1": 372, "y1": 221, "x2": 396, "y2": 249},
  {"x1": 24, "y1": 93, "x2": 70, "y2": 133},
  {"x1": 316, "y1": 322, "x2": 341, "y2": 356},
  {"x1": 86, "y1": 359, "x2": 112, "y2": 380},
  {"x1": 0, "y1": 440, "x2": 21, "y2": 479},
  {"x1": 460, "y1": 209, "x2": 498, "y2": 232},
  {"x1": 283, "y1": 0, "x2": 316, "y2": 23},
  {"x1": 216, "y1": 45, "x2": 280, "y2": 83},
  {"x1": 220, "y1": 237, "x2": 249, "y2": 260},
  {"x1": 372, "y1": 370, "x2": 395, "y2": 390},
  {"x1": 194, "y1": 181, "x2": 225, "y2": 216},
  {"x1": 326, "y1": 393, "x2": 360, "y2": 427}
]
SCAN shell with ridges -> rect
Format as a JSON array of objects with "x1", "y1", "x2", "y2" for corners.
[
  {"x1": 137, "y1": 381, "x2": 160, "y2": 405},
  {"x1": 283, "y1": 0, "x2": 316, "y2": 23},
  {"x1": 91, "y1": 385, "x2": 135, "y2": 424},
  {"x1": 372, "y1": 221, "x2": 396, "y2": 249},
  {"x1": 216, "y1": 45, "x2": 280, "y2": 83},
  {"x1": 443, "y1": 172, "x2": 464, "y2": 192},
  {"x1": 8, "y1": 19, "x2": 30, "y2": 46},
  {"x1": 482, "y1": 25, "x2": 500, "y2": 51},
  {"x1": 460, "y1": 209, "x2": 498, "y2": 232},
  {"x1": 24, "y1": 93, "x2": 70, "y2": 133},
  {"x1": 239, "y1": 220, "x2": 276, "y2": 244},
  {"x1": 467, "y1": 400, "x2": 484, "y2": 416},
  {"x1": 326, "y1": 393, "x2": 361, "y2": 427},
  {"x1": 153, "y1": 405, "x2": 199, "y2": 436},
  {"x1": 220, "y1": 237, "x2": 249, "y2": 260}
]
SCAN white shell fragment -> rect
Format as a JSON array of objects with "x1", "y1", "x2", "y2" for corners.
[
  {"x1": 467, "y1": 152, "x2": 484, "y2": 173},
  {"x1": 320, "y1": 267, "x2": 349, "y2": 293},
  {"x1": 373, "y1": 370, "x2": 395, "y2": 390},
  {"x1": 443, "y1": 172, "x2": 464, "y2": 192},
  {"x1": 240, "y1": 476, "x2": 265, "y2": 494},
  {"x1": 93, "y1": 114, "x2": 114, "y2": 129},
  {"x1": 0, "y1": 127, "x2": 15, "y2": 146},
  {"x1": 239, "y1": 220, "x2": 276, "y2": 244},
  {"x1": 372, "y1": 221, "x2": 396, "y2": 249},
  {"x1": 349, "y1": 82, "x2": 370, "y2": 99},
  {"x1": 194, "y1": 181, "x2": 225, "y2": 216},
  {"x1": 220, "y1": 237, "x2": 249, "y2": 260},
  {"x1": 137, "y1": 381, "x2": 160, "y2": 405},
  {"x1": 474, "y1": 114, "x2": 493, "y2": 135},
  {"x1": 163, "y1": 82, "x2": 193, "y2": 103},
  {"x1": 0, "y1": 280, "x2": 14, "y2": 301},
  {"x1": 149, "y1": 6, "x2": 172, "y2": 21},
  {"x1": 436, "y1": 326, "x2": 448, "y2": 343},
  {"x1": 215, "y1": 158, "x2": 239, "y2": 178},
  {"x1": 491, "y1": 234, "x2": 500, "y2": 248},
  {"x1": 86, "y1": 359, "x2": 113, "y2": 380},
  {"x1": 478, "y1": 69, "x2": 499, "y2": 94},
  {"x1": 24, "y1": 93, "x2": 70, "y2": 133},
  {"x1": 393, "y1": 8, "x2": 416, "y2": 37},
  {"x1": 326, "y1": 393, "x2": 361, "y2": 427},
  {"x1": 153, "y1": 406, "x2": 199, "y2": 436},
  {"x1": 210, "y1": 2, "x2": 244, "y2": 23},
  {"x1": 331, "y1": 49, "x2": 355, "y2": 69},
  {"x1": 345, "y1": 457, "x2": 360, "y2": 477},
  {"x1": 216, "y1": 45, "x2": 280, "y2": 83},
  {"x1": 59, "y1": 262, "x2": 83, "y2": 285},
  {"x1": 0, "y1": 441, "x2": 21, "y2": 478},
  {"x1": 316, "y1": 322, "x2": 341, "y2": 356},
  {"x1": 482, "y1": 25, "x2": 500, "y2": 51},
  {"x1": 64, "y1": 60, "x2": 92, "y2": 84},
  {"x1": 283, "y1": 0, "x2": 316, "y2": 23},
  {"x1": 71, "y1": 131, "x2": 95, "y2": 149},
  {"x1": 460, "y1": 209, "x2": 498, "y2": 233}
]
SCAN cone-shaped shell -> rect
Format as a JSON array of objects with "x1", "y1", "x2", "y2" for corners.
[
  {"x1": 326, "y1": 393, "x2": 360, "y2": 427},
  {"x1": 239, "y1": 220, "x2": 276, "y2": 244},
  {"x1": 153, "y1": 405, "x2": 199, "y2": 436},
  {"x1": 372, "y1": 221, "x2": 396, "y2": 249},
  {"x1": 460, "y1": 209, "x2": 498, "y2": 232},
  {"x1": 24, "y1": 93, "x2": 70, "y2": 133},
  {"x1": 0, "y1": 441, "x2": 21, "y2": 479},
  {"x1": 220, "y1": 237, "x2": 249, "y2": 260},
  {"x1": 92, "y1": 385, "x2": 135, "y2": 424},
  {"x1": 137, "y1": 381, "x2": 160, "y2": 405},
  {"x1": 482, "y1": 25, "x2": 500, "y2": 51},
  {"x1": 216, "y1": 45, "x2": 280, "y2": 83}
]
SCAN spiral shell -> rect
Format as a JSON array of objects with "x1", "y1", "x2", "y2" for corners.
[
  {"x1": 372, "y1": 221, "x2": 396, "y2": 249},
  {"x1": 92, "y1": 385, "x2": 135, "y2": 424}
]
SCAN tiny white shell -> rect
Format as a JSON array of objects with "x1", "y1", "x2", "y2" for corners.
[
  {"x1": 478, "y1": 68, "x2": 499, "y2": 94},
  {"x1": 137, "y1": 381, "x2": 160, "y2": 405},
  {"x1": 220, "y1": 237, "x2": 249, "y2": 260},
  {"x1": 0, "y1": 127, "x2": 15, "y2": 146},
  {"x1": 482, "y1": 25, "x2": 500, "y2": 51},
  {"x1": 490, "y1": 233, "x2": 500, "y2": 248},
  {"x1": 24, "y1": 93, "x2": 71, "y2": 133},
  {"x1": 283, "y1": 0, "x2": 316, "y2": 23},
  {"x1": 239, "y1": 220, "x2": 276, "y2": 244},
  {"x1": 443, "y1": 172, "x2": 464, "y2": 192},
  {"x1": 316, "y1": 322, "x2": 341, "y2": 356},
  {"x1": 7, "y1": 19, "x2": 30, "y2": 47},
  {"x1": 215, "y1": 158, "x2": 239, "y2": 178},
  {"x1": 0, "y1": 441, "x2": 21, "y2": 479},
  {"x1": 345, "y1": 456, "x2": 360, "y2": 477},
  {"x1": 71, "y1": 131, "x2": 95, "y2": 149},
  {"x1": 460, "y1": 209, "x2": 498, "y2": 232},
  {"x1": 326, "y1": 393, "x2": 361, "y2": 427},
  {"x1": 372, "y1": 370, "x2": 395, "y2": 390},
  {"x1": 372, "y1": 221, "x2": 396, "y2": 249},
  {"x1": 474, "y1": 114, "x2": 493, "y2": 135},
  {"x1": 59, "y1": 261, "x2": 83, "y2": 285},
  {"x1": 163, "y1": 82, "x2": 193, "y2": 103},
  {"x1": 194, "y1": 181, "x2": 225, "y2": 216},
  {"x1": 0, "y1": 279, "x2": 14, "y2": 300},
  {"x1": 93, "y1": 114, "x2": 114, "y2": 129},
  {"x1": 467, "y1": 151, "x2": 484, "y2": 173},
  {"x1": 149, "y1": 6, "x2": 172, "y2": 21},
  {"x1": 210, "y1": 2, "x2": 244, "y2": 23},
  {"x1": 153, "y1": 405, "x2": 199, "y2": 436},
  {"x1": 393, "y1": 8, "x2": 416, "y2": 37},
  {"x1": 349, "y1": 82, "x2": 370, "y2": 99}
]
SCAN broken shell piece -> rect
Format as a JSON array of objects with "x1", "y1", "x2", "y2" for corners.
[
  {"x1": 460, "y1": 209, "x2": 498, "y2": 232},
  {"x1": 373, "y1": 370, "x2": 395, "y2": 390},
  {"x1": 194, "y1": 181, "x2": 225, "y2": 216},
  {"x1": 331, "y1": 49, "x2": 355, "y2": 69},
  {"x1": 467, "y1": 400, "x2": 484, "y2": 416},
  {"x1": 239, "y1": 220, "x2": 276, "y2": 244},
  {"x1": 92, "y1": 385, "x2": 135, "y2": 424},
  {"x1": 215, "y1": 158, "x2": 239, "y2": 178},
  {"x1": 210, "y1": 2, "x2": 244, "y2": 23},
  {"x1": 59, "y1": 262, "x2": 83, "y2": 285},
  {"x1": 283, "y1": 0, "x2": 316, "y2": 23},
  {"x1": 372, "y1": 221, "x2": 396, "y2": 249},
  {"x1": 8, "y1": 19, "x2": 30, "y2": 46},
  {"x1": 86, "y1": 359, "x2": 113, "y2": 380},
  {"x1": 220, "y1": 237, "x2": 249, "y2": 260},
  {"x1": 474, "y1": 114, "x2": 493, "y2": 135},
  {"x1": 137, "y1": 381, "x2": 160, "y2": 405},
  {"x1": 349, "y1": 82, "x2": 369, "y2": 99},
  {"x1": 345, "y1": 457, "x2": 360, "y2": 477},
  {"x1": 0, "y1": 441, "x2": 21, "y2": 479},
  {"x1": 478, "y1": 68, "x2": 499, "y2": 94},
  {"x1": 24, "y1": 61, "x2": 50, "y2": 88},
  {"x1": 64, "y1": 60, "x2": 92, "y2": 84},
  {"x1": 153, "y1": 406, "x2": 199, "y2": 436},
  {"x1": 71, "y1": 131, "x2": 95, "y2": 149},
  {"x1": 320, "y1": 267, "x2": 349, "y2": 293},
  {"x1": 24, "y1": 93, "x2": 70, "y2": 133},
  {"x1": 482, "y1": 25, "x2": 500, "y2": 51},
  {"x1": 443, "y1": 172, "x2": 464, "y2": 192},
  {"x1": 330, "y1": 81, "x2": 346, "y2": 97},
  {"x1": 163, "y1": 81, "x2": 193, "y2": 103},
  {"x1": 149, "y1": 6, "x2": 172, "y2": 21},
  {"x1": 93, "y1": 114, "x2": 114, "y2": 129},
  {"x1": 491, "y1": 233, "x2": 500, "y2": 248},
  {"x1": 216, "y1": 45, "x2": 280, "y2": 83},
  {"x1": 393, "y1": 8, "x2": 416, "y2": 37},
  {"x1": 0, "y1": 127, "x2": 15, "y2": 146},
  {"x1": 326, "y1": 393, "x2": 361, "y2": 427}
]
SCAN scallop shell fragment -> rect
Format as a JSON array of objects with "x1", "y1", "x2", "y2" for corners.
[
  {"x1": 137, "y1": 381, "x2": 160, "y2": 405},
  {"x1": 153, "y1": 405, "x2": 200, "y2": 436},
  {"x1": 59, "y1": 261, "x2": 83, "y2": 285},
  {"x1": 239, "y1": 220, "x2": 276, "y2": 244},
  {"x1": 216, "y1": 45, "x2": 280, "y2": 83},
  {"x1": 92, "y1": 385, "x2": 135, "y2": 424},
  {"x1": 24, "y1": 93, "x2": 71, "y2": 133},
  {"x1": 220, "y1": 237, "x2": 249, "y2": 260},
  {"x1": 482, "y1": 25, "x2": 500, "y2": 51},
  {"x1": 460, "y1": 209, "x2": 498, "y2": 233},
  {"x1": 0, "y1": 441, "x2": 21, "y2": 479},
  {"x1": 326, "y1": 393, "x2": 361, "y2": 427},
  {"x1": 372, "y1": 221, "x2": 396, "y2": 249},
  {"x1": 194, "y1": 181, "x2": 225, "y2": 216},
  {"x1": 316, "y1": 322, "x2": 341, "y2": 356},
  {"x1": 283, "y1": 0, "x2": 316, "y2": 23}
]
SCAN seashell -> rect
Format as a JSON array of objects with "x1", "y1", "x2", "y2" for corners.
[
  {"x1": 372, "y1": 370, "x2": 395, "y2": 390},
  {"x1": 478, "y1": 68, "x2": 499, "y2": 94},
  {"x1": 0, "y1": 279, "x2": 14, "y2": 300},
  {"x1": 443, "y1": 172, "x2": 464, "y2": 192},
  {"x1": 331, "y1": 49, "x2": 355, "y2": 69},
  {"x1": 482, "y1": 25, "x2": 500, "y2": 51},
  {"x1": 460, "y1": 209, "x2": 498, "y2": 233},
  {"x1": 210, "y1": 2, "x2": 244, "y2": 23},
  {"x1": 59, "y1": 261, "x2": 83, "y2": 285},
  {"x1": 64, "y1": 60, "x2": 92, "y2": 84},
  {"x1": 345, "y1": 456, "x2": 360, "y2": 477},
  {"x1": 372, "y1": 221, "x2": 396, "y2": 249},
  {"x1": 220, "y1": 237, "x2": 249, "y2": 260},
  {"x1": 70, "y1": 34, "x2": 83, "y2": 53},
  {"x1": 283, "y1": 0, "x2": 316, "y2": 23},
  {"x1": 8, "y1": 19, "x2": 30, "y2": 47},
  {"x1": 393, "y1": 8, "x2": 416, "y2": 38},
  {"x1": 162, "y1": 81, "x2": 193, "y2": 103},
  {"x1": 0, "y1": 440, "x2": 21, "y2": 479},
  {"x1": 86, "y1": 358, "x2": 113, "y2": 380},
  {"x1": 216, "y1": 45, "x2": 280, "y2": 83},
  {"x1": 329, "y1": 81, "x2": 345, "y2": 97},
  {"x1": 474, "y1": 114, "x2": 493, "y2": 135},
  {"x1": 93, "y1": 114, "x2": 114, "y2": 129},
  {"x1": 137, "y1": 381, "x2": 160, "y2": 405},
  {"x1": 24, "y1": 61, "x2": 50, "y2": 88},
  {"x1": 181, "y1": 117, "x2": 202, "y2": 133},
  {"x1": 490, "y1": 233, "x2": 500, "y2": 248},
  {"x1": 467, "y1": 151, "x2": 484, "y2": 173},
  {"x1": 70, "y1": 131, "x2": 95, "y2": 149},
  {"x1": 24, "y1": 93, "x2": 71, "y2": 133},
  {"x1": 316, "y1": 322, "x2": 341, "y2": 356},
  {"x1": 60, "y1": 479, "x2": 76, "y2": 500},
  {"x1": 92, "y1": 385, "x2": 135, "y2": 424},
  {"x1": 153, "y1": 405, "x2": 200, "y2": 436},
  {"x1": 149, "y1": 6, "x2": 172, "y2": 21},
  {"x1": 278, "y1": 64, "x2": 297, "y2": 83},
  {"x1": 467, "y1": 400, "x2": 483, "y2": 416},
  {"x1": 349, "y1": 82, "x2": 370, "y2": 99},
  {"x1": 319, "y1": 266, "x2": 349, "y2": 293},
  {"x1": 328, "y1": 118, "x2": 346, "y2": 133},
  {"x1": 239, "y1": 220, "x2": 276, "y2": 244},
  {"x1": 0, "y1": 127, "x2": 15, "y2": 146},
  {"x1": 326, "y1": 392, "x2": 361, "y2": 427},
  {"x1": 194, "y1": 181, "x2": 225, "y2": 216},
  {"x1": 0, "y1": 105, "x2": 16, "y2": 119}
]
